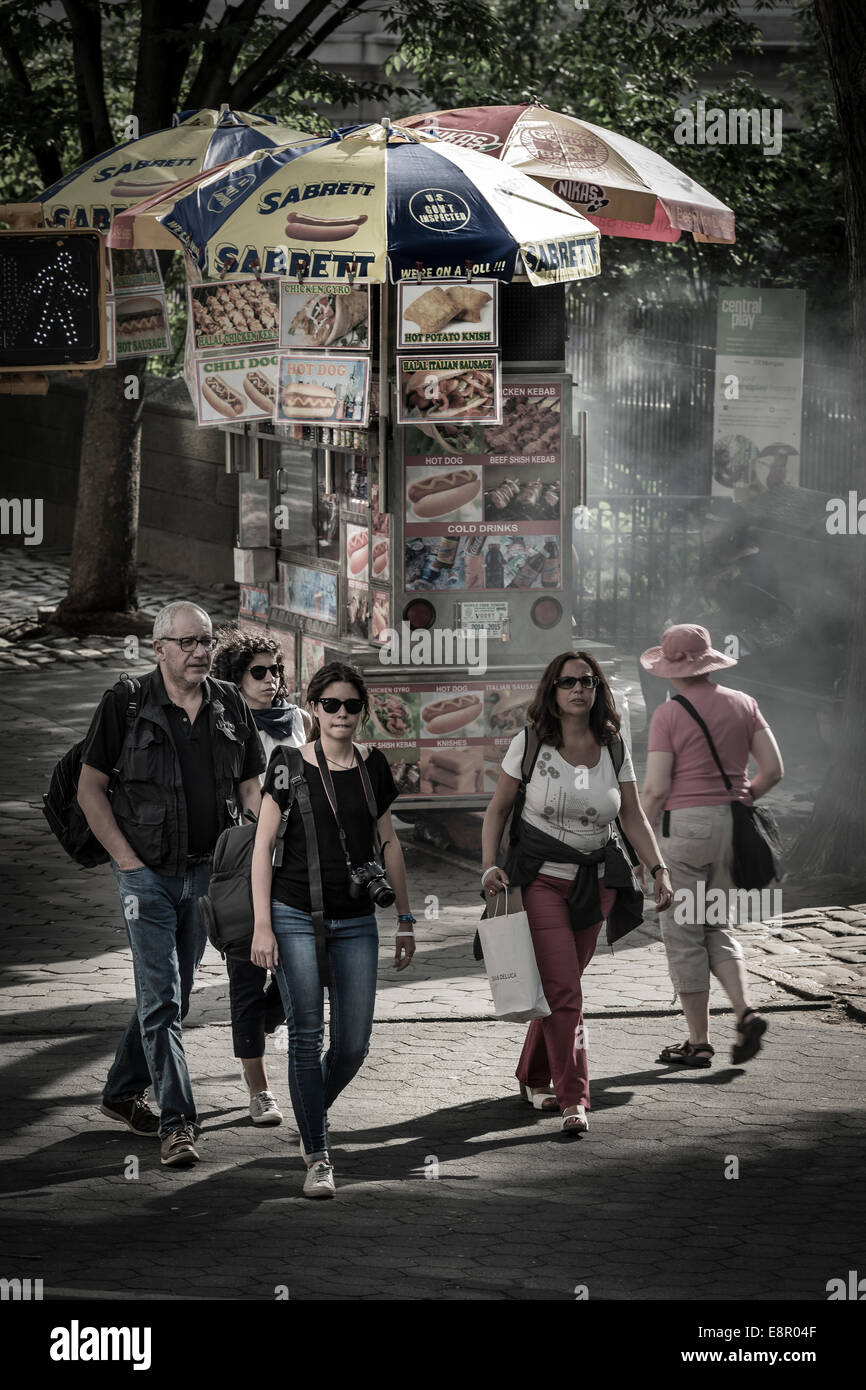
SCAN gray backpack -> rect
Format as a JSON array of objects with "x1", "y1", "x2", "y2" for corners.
[{"x1": 200, "y1": 747, "x2": 302, "y2": 960}]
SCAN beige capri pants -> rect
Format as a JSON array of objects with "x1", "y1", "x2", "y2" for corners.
[{"x1": 658, "y1": 804, "x2": 745, "y2": 994}]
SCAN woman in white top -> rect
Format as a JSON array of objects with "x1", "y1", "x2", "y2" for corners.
[
  {"x1": 482, "y1": 652, "x2": 673, "y2": 1132},
  {"x1": 212, "y1": 629, "x2": 312, "y2": 1126}
]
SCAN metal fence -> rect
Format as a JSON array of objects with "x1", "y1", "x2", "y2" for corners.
[{"x1": 565, "y1": 296, "x2": 858, "y2": 643}]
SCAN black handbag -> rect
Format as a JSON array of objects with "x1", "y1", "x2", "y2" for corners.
[{"x1": 669, "y1": 695, "x2": 782, "y2": 890}]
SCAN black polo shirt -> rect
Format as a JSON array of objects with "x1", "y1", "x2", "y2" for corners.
[{"x1": 164, "y1": 702, "x2": 218, "y2": 855}]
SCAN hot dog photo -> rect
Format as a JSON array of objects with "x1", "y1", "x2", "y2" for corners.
[
  {"x1": 195, "y1": 354, "x2": 278, "y2": 426},
  {"x1": 114, "y1": 291, "x2": 171, "y2": 356},
  {"x1": 420, "y1": 692, "x2": 484, "y2": 737},
  {"x1": 276, "y1": 354, "x2": 370, "y2": 425},
  {"x1": 345, "y1": 523, "x2": 390, "y2": 579},
  {"x1": 406, "y1": 465, "x2": 483, "y2": 523}
]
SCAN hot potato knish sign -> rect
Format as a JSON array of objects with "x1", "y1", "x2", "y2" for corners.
[{"x1": 396, "y1": 354, "x2": 502, "y2": 426}]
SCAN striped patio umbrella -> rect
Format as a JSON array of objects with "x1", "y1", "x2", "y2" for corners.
[
  {"x1": 398, "y1": 105, "x2": 735, "y2": 244},
  {"x1": 37, "y1": 107, "x2": 318, "y2": 231},
  {"x1": 111, "y1": 121, "x2": 601, "y2": 285}
]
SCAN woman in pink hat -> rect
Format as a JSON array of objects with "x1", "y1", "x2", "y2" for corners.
[{"x1": 640, "y1": 625, "x2": 784, "y2": 1067}]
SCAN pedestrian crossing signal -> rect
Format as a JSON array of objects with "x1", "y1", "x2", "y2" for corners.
[{"x1": 0, "y1": 228, "x2": 106, "y2": 371}]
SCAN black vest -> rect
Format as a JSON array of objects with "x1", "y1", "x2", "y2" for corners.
[{"x1": 109, "y1": 668, "x2": 255, "y2": 874}]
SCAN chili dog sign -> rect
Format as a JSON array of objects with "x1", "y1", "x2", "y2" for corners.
[{"x1": 194, "y1": 352, "x2": 279, "y2": 426}]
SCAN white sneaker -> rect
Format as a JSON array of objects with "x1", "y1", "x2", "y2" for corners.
[
  {"x1": 303, "y1": 1159, "x2": 336, "y2": 1199},
  {"x1": 249, "y1": 1090, "x2": 283, "y2": 1125}
]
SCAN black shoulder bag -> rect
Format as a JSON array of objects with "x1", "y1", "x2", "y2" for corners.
[{"x1": 668, "y1": 694, "x2": 782, "y2": 890}]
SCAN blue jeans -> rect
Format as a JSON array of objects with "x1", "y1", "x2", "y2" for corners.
[
  {"x1": 271, "y1": 902, "x2": 378, "y2": 1161},
  {"x1": 104, "y1": 861, "x2": 211, "y2": 1137}
]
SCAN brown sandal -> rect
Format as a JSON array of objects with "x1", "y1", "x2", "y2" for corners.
[{"x1": 658, "y1": 1039, "x2": 714, "y2": 1068}]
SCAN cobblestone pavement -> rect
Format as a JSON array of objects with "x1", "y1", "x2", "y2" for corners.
[{"x1": 1, "y1": 552, "x2": 865, "y2": 1303}]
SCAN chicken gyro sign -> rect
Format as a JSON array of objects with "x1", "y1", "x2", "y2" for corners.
[{"x1": 396, "y1": 355, "x2": 502, "y2": 426}]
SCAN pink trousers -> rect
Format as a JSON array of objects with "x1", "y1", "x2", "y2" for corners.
[{"x1": 515, "y1": 874, "x2": 617, "y2": 1109}]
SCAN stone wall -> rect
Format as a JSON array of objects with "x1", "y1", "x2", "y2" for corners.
[{"x1": 0, "y1": 376, "x2": 237, "y2": 583}]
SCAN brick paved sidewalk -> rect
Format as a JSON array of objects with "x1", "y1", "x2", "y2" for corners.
[{"x1": 1, "y1": 631, "x2": 865, "y2": 1302}]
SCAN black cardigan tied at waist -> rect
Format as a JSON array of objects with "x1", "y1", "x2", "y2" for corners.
[{"x1": 503, "y1": 818, "x2": 644, "y2": 946}]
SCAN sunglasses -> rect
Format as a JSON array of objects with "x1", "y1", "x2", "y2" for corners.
[
  {"x1": 248, "y1": 664, "x2": 282, "y2": 680},
  {"x1": 554, "y1": 674, "x2": 599, "y2": 690},
  {"x1": 318, "y1": 697, "x2": 364, "y2": 714}
]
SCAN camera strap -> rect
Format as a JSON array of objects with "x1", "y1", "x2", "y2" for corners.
[
  {"x1": 314, "y1": 739, "x2": 382, "y2": 864},
  {"x1": 273, "y1": 748, "x2": 329, "y2": 989}
]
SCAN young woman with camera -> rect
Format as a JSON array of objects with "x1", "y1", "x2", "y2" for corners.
[{"x1": 250, "y1": 662, "x2": 416, "y2": 1198}]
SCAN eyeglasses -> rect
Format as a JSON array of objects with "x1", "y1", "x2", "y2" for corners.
[
  {"x1": 248, "y1": 664, "x2": 282, "y2": 680},
  {"x1": 318, "y1": 697, "x2": 364, "y2": 714},
  {"x1": 160, "y1": 635, "x2": 215, "y2": 652},
  {"x1": 554, "y1": 674, "x2": 599, "y2": 691}
]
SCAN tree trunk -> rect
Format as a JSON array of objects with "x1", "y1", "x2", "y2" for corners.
[
  {"x1": 794, "y1": 0, "x2": 866, "y2": 876},
  {"x1": 53, "y1": 362, "x2": 150, "y2": 629}
]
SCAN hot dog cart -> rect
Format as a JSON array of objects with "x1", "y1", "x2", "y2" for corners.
[{"x1": 229, "y1": 277, "x2": 580, "y2": 811}]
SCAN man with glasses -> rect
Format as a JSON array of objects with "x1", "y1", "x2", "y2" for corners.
[{"x1": 77, "y1": 602, "x2": 266, "y2": 1167}]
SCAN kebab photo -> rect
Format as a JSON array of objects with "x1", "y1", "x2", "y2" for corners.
[
  {"x1": 484, "y1": 472, "x2": 561, "y2": 521},
  {"x1": 190, "y1": 279, "x2": 279, "y2": 348}
]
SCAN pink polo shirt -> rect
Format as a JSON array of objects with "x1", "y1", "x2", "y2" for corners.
[{"x1": 648, "y1": 681, "x2": 768, "y2": 809}]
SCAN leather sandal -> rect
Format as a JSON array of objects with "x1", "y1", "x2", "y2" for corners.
[
  {"x1": 519, "y1": 1082, "x2": 559, "y2": 1112},
  {"x1": 731, "y1": 1010, "x2": 767, "y2": 1065},
  {"x1": 658, "y1": 1039, "x2": 714, "y2": 1068}
]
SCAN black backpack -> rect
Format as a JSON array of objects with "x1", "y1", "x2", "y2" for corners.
[{"x1": 42, "y1": 675, "x2": 140, "y2": 869}]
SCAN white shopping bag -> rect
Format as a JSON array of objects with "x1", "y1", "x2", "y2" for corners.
[{"x1": 477, "y1": 888, "x2": 550, "y2": 1023}]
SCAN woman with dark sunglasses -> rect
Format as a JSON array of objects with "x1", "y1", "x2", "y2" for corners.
[
  {"x1": 211, "y1": 629, "x2": 312, "y2": 1129},
  {"x1": 482, "y1": 652, "x2": 672, "y2": 1132},
  {"x1": 250, "y1": 662, "x2": 416, "y2": 1198}
]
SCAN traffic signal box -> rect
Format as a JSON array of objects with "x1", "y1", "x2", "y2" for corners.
[{"x1": 0, "y1": 209, "x2": 107, "y2": 382}]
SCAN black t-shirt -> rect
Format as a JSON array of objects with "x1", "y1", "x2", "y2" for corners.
[
  {"x1": 264, "y1": 746, "x2": 398, "y2": 918},
  {"x1": 82, "y1": 675, "x2": 265, "y2": 855}
]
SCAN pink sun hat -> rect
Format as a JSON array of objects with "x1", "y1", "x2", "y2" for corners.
[{"x1": 639, "y1": 623, "x2": 737, "y2": 678}]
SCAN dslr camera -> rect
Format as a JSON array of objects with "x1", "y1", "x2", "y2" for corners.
[{"x1": 348, "y1": 860, "x2": 396, "y2": 908}]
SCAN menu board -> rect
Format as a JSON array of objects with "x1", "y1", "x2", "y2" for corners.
[
  {"x1": 188, "y1": 278, "x2": 280, "y2": 352},
  {"x1": 279, "y1": 282, "x2": 370, "y2": 350},
  {"x1": 397, "y1": 280, "x2": 498, "y2": 349},
  {"x1": 365, "y1": 679, "x2": 535, "y2": 798},
  {"x1": 111, "y1": 248, "x2": 163, "y2": 291},
  {"x1": 403, "y1": 381, "x2": 563, "y2": 592},
  {"x1": 276, "y1": 354, "x2": 371, "y2": 426},
  {"x1": 114, "y1": 289, "x2": 172, "y2": 357}
]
